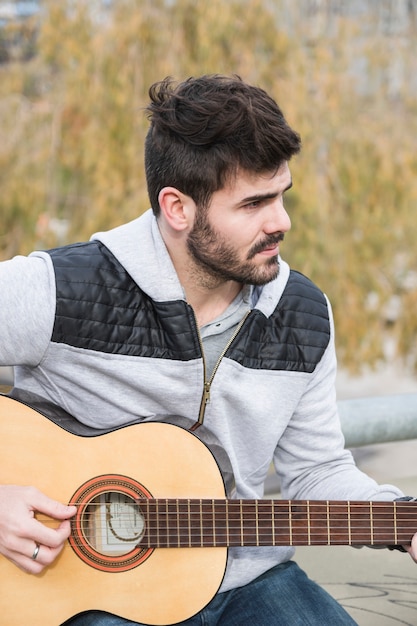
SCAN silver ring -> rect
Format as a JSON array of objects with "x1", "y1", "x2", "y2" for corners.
[{"x1": 31, "y1": 543, "x2": 40, "y2": 560}]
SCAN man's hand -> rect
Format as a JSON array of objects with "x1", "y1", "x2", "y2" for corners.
[
  {"x1": 406, "y1": 532, "x2": 417, "y2": 563},
  {"x1": 0, "y1": 485, "x2": 77, "y2": 574}
]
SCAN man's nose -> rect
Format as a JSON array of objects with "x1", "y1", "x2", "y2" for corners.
[{"x1": 264, "y1": 201, "x2": 291, "y2": 234}]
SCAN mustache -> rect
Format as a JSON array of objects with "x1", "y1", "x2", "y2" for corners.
[{"x1": 247, "y1": 233, "x2": 285, "y2": 259}]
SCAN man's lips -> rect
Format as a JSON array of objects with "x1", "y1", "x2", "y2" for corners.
[
  {"x1": 258, "y1": 245, "x2": 279, "y2": 257},
  {"x1": 248, "y1": 235, "x2": 284, "y2": 259}
]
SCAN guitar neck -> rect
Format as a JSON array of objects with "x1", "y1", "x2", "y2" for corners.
[{"x1": 138, "y1": 499, "x2": 416, "y2": 548}]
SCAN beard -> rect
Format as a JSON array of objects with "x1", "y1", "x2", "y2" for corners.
[{"x1": 186, "y1": 211, "x2": 284, "y2": 287}]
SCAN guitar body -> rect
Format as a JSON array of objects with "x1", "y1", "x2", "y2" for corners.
[
  {"x1": 2, "y1": 395, "x2": 416, "y2": 625},
  {"x1": 0, "y1": 395, "x2": 228, "y2": 625}
]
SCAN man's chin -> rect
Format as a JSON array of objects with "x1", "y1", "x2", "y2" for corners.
[{"x1": 250, "y1": 261, "x2": 280, "y2": 286}]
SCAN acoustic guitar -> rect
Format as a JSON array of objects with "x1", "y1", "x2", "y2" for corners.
[{"x1": 0, "y1": 393, "x2": 415, "y2": 625}]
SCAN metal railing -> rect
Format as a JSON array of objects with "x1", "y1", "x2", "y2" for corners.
[
  {"x1": 0, "y1": 366, "x2": 13, "y2": 386},
  {"x1": 338, "y1": 393, "x2": 417, "y2": 448}
]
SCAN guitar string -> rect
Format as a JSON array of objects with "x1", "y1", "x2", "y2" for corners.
[
  {"x1": 59, "y1": 520, "x2": 417, "y2": 528},
  {"x1": 57, "y1": 501, "x2": 417, "y2": 510},
  {"x1": 36, "y1": 502, "x2": 417, "y2": 512},
  {"x1": 31, "y1": 530, "x2": 414, "y2": 552},
  {"x1": 35, "y1": 501, "x2": 417, "y2": 516}
]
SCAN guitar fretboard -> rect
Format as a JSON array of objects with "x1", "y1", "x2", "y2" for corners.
[{"x1": 137, "y1": 499, "x2": 416, "y2": 548}]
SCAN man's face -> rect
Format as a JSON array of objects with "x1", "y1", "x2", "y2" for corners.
[{"x1": 187, "y1": 163, "x2": 292, "y2": 286}]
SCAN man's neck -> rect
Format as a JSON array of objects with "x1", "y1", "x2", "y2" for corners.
[
  {"x1": 168, "y1": 243, "x2": 243, "y2": 326},
  {"x1": 158, "y1": 219, "x2": 244, "y2": 327},
  {"x1": 186, "y1": 281, "x2": 243, "y2": 328}
]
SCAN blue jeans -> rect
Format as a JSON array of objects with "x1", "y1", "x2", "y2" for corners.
[{"x1": 64, "y1": 561, "x2": 357, "y2": 625}]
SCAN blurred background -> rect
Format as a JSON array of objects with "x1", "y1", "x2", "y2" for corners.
[
  {"x1": 2, "y1": 5, "x2": 417, "y2": 622},
  {"x1": 1, "y1": 0, "x2": 417, "y2": 378}
]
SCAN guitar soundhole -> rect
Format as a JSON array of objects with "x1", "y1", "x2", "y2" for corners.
[{"x1": 69, "y1": 474, "x2": 153, "y2": 572}]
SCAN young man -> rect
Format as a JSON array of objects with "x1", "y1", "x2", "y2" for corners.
[{"x1": 0, "y1": 75, "x2": 416, "y2": 626}]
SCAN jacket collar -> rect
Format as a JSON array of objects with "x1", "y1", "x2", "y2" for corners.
[{"x1": 92, "y1": 209, "x2": 290, "y2": 317}]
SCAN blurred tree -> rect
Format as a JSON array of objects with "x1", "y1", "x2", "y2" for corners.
[{"x1": 1, "y1": 0, "x2": 417, "y2": 374}]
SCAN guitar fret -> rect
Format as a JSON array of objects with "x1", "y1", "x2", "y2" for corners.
[
  {"x1": 156, "y1": 499, "x2": 160, "y2": 548},
  {"x1": 212, "y1": 500, "x2": 216, "y2": 547},
  {"x1": 176, "y1": 499, "x2": 180, "y2": 547},
  {"x1": 143, "y1": 498, "x2": 149, "y2": 546},
  {"x1": 255, "y1": 501, "x2": 259, "y2": 546},
  {"x1": 226, "y1": 500, "x2": 230, "y2": 546},
  {"x1": 326, "y1": 500, "x2": 331, "y2": 546},
  {"x1": 348, "y1": 501, "x2": 351, "y2": 545},
  {"x1": 271, "y1": 501, "x2": 275, "y2": 546},
  {"x1": 187, "y1": 500, "x2": 191, "y2": 548},
  {"x1": 394, "y1": 500, "x2": 398, "y2": 545},
  {"x1": 370, "y1": 502, "x2": 374, "y2": 544},
  {"x1": 240, "y1": 501, "x2": 244, "y2": 546},
  {"x1": 165, "y1": 499, "x2": 171, "y2": 548},
  {"x1": 289, "y1": 501, "x2": 293, "y2": 545},
  {"x1": 199, "y1": 500, "x2": 203, "y2": 547},
  {"x1": 307, "y1": 500, "x2": 311, "y2": 546}
]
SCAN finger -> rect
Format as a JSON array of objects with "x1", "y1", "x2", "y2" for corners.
[
  {"x1": 28, "y1": 539, "x2": 66, "y2": 567},
  {"x1": 25, "y1": 487, "x2": 77, "y2": 521},
  {"x1": 10, "y1": 530, "x2": 69, "y2": 574},
  {"x1": 19, "y1": 486, "x2": 76, "y2": 548},
  {"x1": 406, "y1": 535, "x2": 417, "y2": 563},
  {"x1": 2, "y1": 518, "x2": 72, "y2": 571},
  {"x1": 30, "y1": 517, "x2": 73, "y2": 550},
  {"x1": 405, "y1": 546, "x2": 417, "y2": 563}
]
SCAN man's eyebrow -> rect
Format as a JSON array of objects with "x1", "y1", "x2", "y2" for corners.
[{"x1": 240, "y1": 180, "x2": 293, "y2": 205}]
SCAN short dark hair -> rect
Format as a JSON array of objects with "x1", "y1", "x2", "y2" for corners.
[{"x1": 145, "y1": 74, "x2": 301, "y2": 216}]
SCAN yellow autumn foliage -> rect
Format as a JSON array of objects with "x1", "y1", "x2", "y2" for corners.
[{"x1": 1, "y1": 0, "x2": 417, "y2": 374}]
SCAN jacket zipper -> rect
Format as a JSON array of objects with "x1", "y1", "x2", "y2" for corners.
[{"x1": 196, "y1": 310, "x2": 251, "y2": 426}]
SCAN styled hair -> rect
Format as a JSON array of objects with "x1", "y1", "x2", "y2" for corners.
[{"x1": 145, "y1": 74, "x2": 301, "y2": 216}]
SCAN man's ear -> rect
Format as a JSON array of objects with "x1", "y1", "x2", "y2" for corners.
[{"x1": 158, "y1": 187, "x2": 195, "y2": 232}]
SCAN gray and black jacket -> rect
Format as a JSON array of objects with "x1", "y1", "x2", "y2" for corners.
[{"x1": 0, "y1": 209, "x2": 403, "y2": 591}]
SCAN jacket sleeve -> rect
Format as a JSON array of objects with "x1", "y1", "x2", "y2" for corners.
[
  {"x1": 274, "y1": 295, "x2": 404, "y2": 502},
  {"x1": 0, "y1": 252, "x2": 56, "y2": 366}
]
